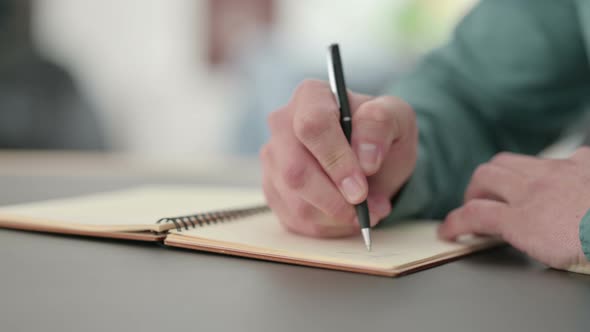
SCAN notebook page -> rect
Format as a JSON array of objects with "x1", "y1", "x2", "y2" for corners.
[
  {"x1": 0, "y1": 186, "x2": 265, "y2": 232},
  {"x1": 169, "y1": 212, "x2": 495, "y2": 271}
]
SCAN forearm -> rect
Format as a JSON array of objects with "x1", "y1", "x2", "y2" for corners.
[{"x1": 382, "y1": 0, "x2": 590, "y2": 222}]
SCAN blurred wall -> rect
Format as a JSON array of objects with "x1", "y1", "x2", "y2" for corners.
[
  {"x1": 30, "y1": 0, "x2": 475, "y2": 156},
  {"x1": 32, "y1": 0, "x2": 234, "y2": 156}
]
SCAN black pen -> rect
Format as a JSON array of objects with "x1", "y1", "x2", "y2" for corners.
[{"x1": 326, "y1": 43, "x2": 372, "y2": 251}]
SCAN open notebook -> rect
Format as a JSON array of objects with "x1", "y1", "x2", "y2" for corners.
[{"x1": 0, "y1": 186, "x2": 500, "y2": 276}]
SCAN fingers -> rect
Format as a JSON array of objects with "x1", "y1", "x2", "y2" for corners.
[
  {"x1": 360, "y1": 97, "x2": 418, "y2": 198},
  {"x1": 291, "y1": 80, "x2": 369, "y2": 204},
  {"x1": 268, "y1": 105, "x2": 355, "y2": 223},
  {"x1": 268, "y1": 130, "x2": 391, "y2": 228},
  {"x1": 365, "y1": 194, "x2": 393, "y2": 227},
  {"x1": 262, "y1": 108, "x2": 363, "y2": 237},
  {"x1": 263, "y1": 173, "x2": 339, "y2": 237},
  {"x1": 270, "y1": 136, "x2": 356, "y2": 224},
  {"x1": 438, "y1": 199, "x2": 514, "y2": 240},
  {"x1": 489, "y1": 152, "x2": 547, "y2": 177},
  {"x1": 463, "y1": 163, "x2": 525, "y2": 204},
  {"x1": 351, "y1": 96, "x2": 400, "y2": 175},
  {"x1": 263, "y1": 79, "x2": 409, "y2": 237}
]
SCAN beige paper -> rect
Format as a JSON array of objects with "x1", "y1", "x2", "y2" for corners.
[
  {"x1": 0, "y1": 186, "x2": 499, "y2": 274},
  {"x1": 0, "y1": 186, "x2": 265, "y2": 233},
  {"x1": 166, "y1": 213, "x2": 499, "y2": 275}
]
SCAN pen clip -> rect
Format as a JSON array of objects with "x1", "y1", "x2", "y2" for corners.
[{"x1": 326, "y1": 46, "x2": 341, "y2": 108}]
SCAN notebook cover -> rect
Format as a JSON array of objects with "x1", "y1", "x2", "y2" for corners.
[{"x1": 0, "y1": 219, "x2": 165, "y2": 241}]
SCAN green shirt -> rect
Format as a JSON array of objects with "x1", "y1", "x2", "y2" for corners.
[{"x1": 386, "y1": 0, "x2": 590, "y2": 263}]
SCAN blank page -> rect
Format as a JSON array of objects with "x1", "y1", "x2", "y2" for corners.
[
  {"x1": 0, "y1": 186, "x2": 265, "y2": 233},
  {"x1": 167, "y1": 212, "x2": 498, "y2": 275}
]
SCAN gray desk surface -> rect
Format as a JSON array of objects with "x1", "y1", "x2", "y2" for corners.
[{"x1": 1, "y1": 155, "x2": 590, "y2": 331}]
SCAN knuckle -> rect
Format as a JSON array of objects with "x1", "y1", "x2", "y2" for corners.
[
  {"x1": 490, "y1": 152, "x2": 515, "y2": 165},
  {"x1": 462, "y1": 201, "x2": 483, "y2": 220},
  {"x1": 293, "y1": 105, "x2": 336, "y2": 142},
  {"x1": 471, "y1": 163, "x2": 494, "y2": 181},
  {"x1": 359, "y1": 101, "x2": 395, "y2": 124},
  {"x1": 259, "y1": 144, "x2": 271, "y2": 162},
  {"x1": 293, "y1": 79, "x2": 327, "y2": 99},
  {"x1": 322, "y1": 147, "x2": 349, "y2": 173},
  {"x1": 281, "y1": 160, "x2": 307, "y2": 190},
  {"x1": 380, "y1": 95, "x2": 410, "y2": 111},
  {"x1": 528, "y1": 177, "x2": 549, "y2": 193},
  {"x1": 292, "y1": 200, "x2": 314, "y2": 221}
]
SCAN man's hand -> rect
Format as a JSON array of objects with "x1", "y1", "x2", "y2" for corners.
[
  {"x1": 439, "y1": 148, "x2": 590, "y2": 269},
  {"x1": 260, "y1": 79, "x2": 418, "y2": 237}
]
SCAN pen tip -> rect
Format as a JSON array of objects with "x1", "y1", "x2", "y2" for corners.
[{"x1": 361, "y1": 228, "x2": 371, "y2": 252}]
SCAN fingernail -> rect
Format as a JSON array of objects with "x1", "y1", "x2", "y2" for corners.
[
  {"x1": 358, "y1": 143, "x2": 380, "y2": 173},
  {"x1": 340, "y1": 175, "x2": 366, "y2": 203}
]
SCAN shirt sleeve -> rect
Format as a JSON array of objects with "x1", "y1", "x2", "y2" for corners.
[
  {"x1": 381, "y1": 0, "x2": 590, "y2": 224},
  {"x1": 567, "y1": 209, "x2": 590, "y2": 274},
  {"x1": 580, "y1": 210, "x2": 590, "y2": 261}
]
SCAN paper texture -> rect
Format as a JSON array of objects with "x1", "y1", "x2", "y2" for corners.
[
  {"x1": 0, "y1": 186, "x2": 265, "y2": 233},
  {"x1": 0, "y1": 185, "x2": 498, "y2": 274},
  {"x1": 167, "y1": 213, "x2": 498, "y2": 275}
]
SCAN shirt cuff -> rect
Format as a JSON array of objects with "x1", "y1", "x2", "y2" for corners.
[{"x1": 579, "y1": 208, "x2": 590, "y2": 261}]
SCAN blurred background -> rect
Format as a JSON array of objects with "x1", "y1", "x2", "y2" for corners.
[{"x1": 0, "y1": 0, "x2": 476, "y2": 157}]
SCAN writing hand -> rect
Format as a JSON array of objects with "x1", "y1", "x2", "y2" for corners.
[{"x1": 260, "y1": 79, "x2": 417, "y2": 237}]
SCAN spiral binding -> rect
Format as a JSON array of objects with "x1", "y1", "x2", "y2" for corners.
[{"x1": 156, "y1": 205, "x2": 270, "y2": 232}]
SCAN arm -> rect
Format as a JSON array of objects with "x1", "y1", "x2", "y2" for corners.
[
  {"x1": 385, "y1": 0, "x2": 590, "y2": 222},
  {"x1": 261, "y1": 0, "x2": 590, "y2": 270}
]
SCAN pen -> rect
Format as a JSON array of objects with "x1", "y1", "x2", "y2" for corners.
[{"x1": 326, "y1": 43, "x2": 372, "y2": 251}]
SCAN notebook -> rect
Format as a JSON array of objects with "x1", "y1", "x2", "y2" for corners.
[{"x1": 0, "y1": 186, "x2": 500, "y2": 276}]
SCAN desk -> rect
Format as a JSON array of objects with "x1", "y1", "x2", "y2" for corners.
[{"x1": 1, "y1": 152, "x2": 590, "y2": 332}]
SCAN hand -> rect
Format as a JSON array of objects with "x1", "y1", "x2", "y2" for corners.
[
  {"x1": 439, "y1": 148, "x2": 590, "y2": 269},
  {"x1": 260, "y1": 79, "x2": 417, "y2": 237}
]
